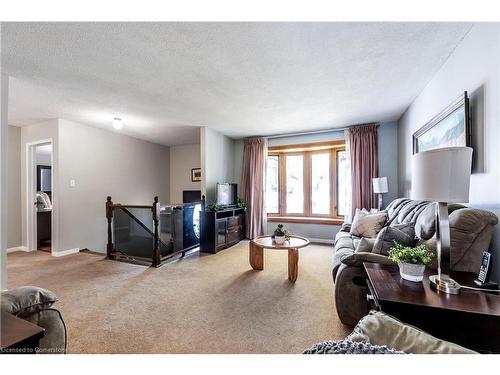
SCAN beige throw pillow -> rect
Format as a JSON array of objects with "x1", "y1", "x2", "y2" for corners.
[{"x1": 350, "y1": 209, "x2": 387, "y2": 238}]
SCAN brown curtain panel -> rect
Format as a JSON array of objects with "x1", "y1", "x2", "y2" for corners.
[
  {"x1": 348, "y1": 124, "x2": 379, "y2": 217},
  {"x1": 240, "y1": 137, "x2": 267, "y2": 239}
]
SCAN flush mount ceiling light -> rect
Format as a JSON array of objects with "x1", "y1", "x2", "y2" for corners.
[{"x1": 113, "y1": 117, "x2": 123, "y2": 130}]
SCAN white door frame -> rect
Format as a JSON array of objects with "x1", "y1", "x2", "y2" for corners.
[{"x1": 26, "y1": 138, "x2": 53, "y2": 254}]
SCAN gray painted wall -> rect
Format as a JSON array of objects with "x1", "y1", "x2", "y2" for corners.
[
  {"x1": 232, "y1": 139, "x2": 244, "y2": 194},
  {"x1": 169, "y1": 143, "x2": 201, "y2": 204},
  {"x1": 397, "y1": 23, "x2": 500, "y2": 281},
  {"x1": 7, "y1": 125, "x2": 21, "y2": 248},
  {"x1": 57, "y1": 119, "x2": 170, "y2": 253},
  {"x1": 16, "y1": 119, "x2": 171, "y2": 254},
  {"x1": 201, "y1": 127, "x2": 237, "y2": 203}
]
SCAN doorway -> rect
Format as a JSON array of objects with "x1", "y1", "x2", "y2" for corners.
[{"x1": 27, "y1": 140, "x2": 53, "y2": 253}]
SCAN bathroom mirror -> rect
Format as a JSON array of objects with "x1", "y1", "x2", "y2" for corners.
[{"x1": 37, "y1": 165, "x2": 52, "y2": 193}]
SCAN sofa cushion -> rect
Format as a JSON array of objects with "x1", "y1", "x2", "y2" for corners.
[
  {"x1": 350, "y1": 210, "x2": 387, "y2": 238},
  {"x1": 347, "y1": 311, "x2": 476, "y2": 354},
  {"x1": 415, "y1": 203, "x2": 436, "y2": 240},
  {"x1": 385, "y1": 198, "x2": 433, "y2": 227},
  {"x1": 1, "y1": 286, "x2": 58, "y2": 317},
  {"x1": 395, "y1": 201, "x2": 429, "y2": 224},
  {"x1": 372, "y1": 222, "x2": 416, "y2": 256},
  {"x1": 335, "y1": 230, "x2": 356, "y2": 242},
  {"x1": 355, "y1": 237, "x2": 376, "y2": 253}
]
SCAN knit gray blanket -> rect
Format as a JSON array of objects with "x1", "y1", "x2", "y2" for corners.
[{"x1": 303, "y1": 340, "x2": 405, "y2": 354}]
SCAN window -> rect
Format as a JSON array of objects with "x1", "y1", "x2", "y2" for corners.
[
  {"x1": 285, "y1": 155, "x2": 304, "y2": 214},
  {"x1": 265, "y1": 141, "x2": 349, "y2": 223},
  {"x1": 265, "y1": 155, "x2": 279, "y2": 214},
  {"x1": 311, "y1": 153, "x2": 330, "y2": 215}
]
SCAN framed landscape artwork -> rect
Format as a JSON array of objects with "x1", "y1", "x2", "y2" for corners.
[
  {"x1": 191, "y1": 168, "x2": 202, "y2": 182},
  {"x1": 413, "y1": 91, "x2": 471, "y2": 154}
]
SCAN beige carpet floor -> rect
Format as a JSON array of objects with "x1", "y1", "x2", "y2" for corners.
[{"x1": 7, "y1": 241, "x2": 350, "y2": 353}]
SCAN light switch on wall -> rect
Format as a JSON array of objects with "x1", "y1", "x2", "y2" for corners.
[{"x1": 69, "y1": 179, "x2": 76, "y2": 188}]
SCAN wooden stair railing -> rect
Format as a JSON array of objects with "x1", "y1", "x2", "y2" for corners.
[{"x1": 106, "y1": 196, "x2": 163, "y2": 267}]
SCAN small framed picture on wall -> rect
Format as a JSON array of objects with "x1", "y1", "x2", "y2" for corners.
[{"x1": 191, "y1": 168, "x2": 202, "y2": 182}]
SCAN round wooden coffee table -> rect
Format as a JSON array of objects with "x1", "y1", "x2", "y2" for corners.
[{"x1": 249, "y1": 235, "x2": 310, "y2": 283}]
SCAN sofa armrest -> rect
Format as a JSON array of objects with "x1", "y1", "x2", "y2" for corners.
[
  {"x1": 341, "y1": 252, "x2": 395, "y2": 268},
  {"x1": 340, "y1": 223, "x2": 351, "y2": 233}
]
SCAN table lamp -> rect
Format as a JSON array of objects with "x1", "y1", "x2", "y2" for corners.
[
  {"x1": 411, "y1": 146, "x2": 473, "y2": 294},
  {"x1": 372, "y1": 177, "x2": 388, "y2": 211}
]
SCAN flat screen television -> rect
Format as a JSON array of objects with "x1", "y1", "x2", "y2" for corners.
[{"x1": 216, "y1": 183, "x2": 237, "y2": 206}]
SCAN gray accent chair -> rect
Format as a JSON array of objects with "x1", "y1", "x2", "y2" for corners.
[
  {"x1": 1, "y1": 286, "x2": 67, "y2": 354},
  {"x1": 333, "y1": 198, "x2": 499, "y2": 326}
]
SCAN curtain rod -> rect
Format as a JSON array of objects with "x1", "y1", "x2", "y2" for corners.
[{"x1": 265, "y1": 122, "x2": 378, "y2": 140}]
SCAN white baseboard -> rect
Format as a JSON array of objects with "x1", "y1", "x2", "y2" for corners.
[
  {"x1": 52, "y1": 248, "x2": 80, "y2": 257},
  {"x1": 6, "y1": 246, "x2": 31, "y2": 253},
  {"x1": 308, "y1": 238, "x2": 334, "y2": 245}
]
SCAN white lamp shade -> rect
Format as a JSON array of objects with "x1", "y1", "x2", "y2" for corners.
[
  {"x1": 411, "y1": 147, "x2": 472, "y2": 203},
  {"x1": 372, "y1": 177, "x2": 388, "y2": 194}
]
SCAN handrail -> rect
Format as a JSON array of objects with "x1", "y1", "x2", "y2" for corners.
[
  {"x1": 160, "y1": 200, "x2": 204, "y2": 209},
  {"x1": 106, "y1": 196, "x2": 204, "y2": 267},
  {"x1": 112, "y1": 204, "x2": 154, "y2": 209},
  {"x1": 106, "y1": 196, "x2": 163, "y2": 266}
]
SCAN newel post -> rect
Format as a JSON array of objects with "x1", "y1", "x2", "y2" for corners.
[
  {"x1": 106, "y1": 196, "x2": 114, "y2": 259},
  {"x1": 152, "y1": 196, "x2": 161, "y2": 267}
]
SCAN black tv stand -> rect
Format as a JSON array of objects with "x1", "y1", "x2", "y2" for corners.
[{"x1": 200, "y1": 206, "x2": 246, "y2": 254}]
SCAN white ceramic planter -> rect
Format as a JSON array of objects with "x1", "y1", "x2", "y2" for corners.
[
  {"x1": 274, "y1": 235, "x2": 286, "y2": 245},
  {"x1": 399, "y1": 262, "x2": 425, "y2": 282}
]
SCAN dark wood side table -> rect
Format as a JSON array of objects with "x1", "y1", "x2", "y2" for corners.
[
  {"x1": 364, "y1": 263, "x2": 500, "y2": 353},
  {"x1": 1, "y1": 312, "x2": 45, "y2": 354}
]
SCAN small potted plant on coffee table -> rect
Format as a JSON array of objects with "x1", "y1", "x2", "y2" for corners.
[
  {"x1": 388, "y1": 242, "x2": 434, "y2": 282},
  {"x1": 273, "y1": 224, "x2": 289, "y2": 245}
]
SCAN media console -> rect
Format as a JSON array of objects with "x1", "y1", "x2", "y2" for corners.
[{"x1": 200, "y1": 206, "x2": 245, "y2": 254}]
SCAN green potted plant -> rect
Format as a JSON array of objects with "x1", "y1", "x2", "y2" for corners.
[
  {"x1": 207, "y1": 202, "x2": 223, "y2": 212},
  {"x1": 273, "y1": 224, "x2": 289, "y2": 245},
  {"x1": 236, "y1": 197, "x2": 247, "y2": 209},
  {"x1": 388, "y1": 242, "x2": 434, "y2": 282}
]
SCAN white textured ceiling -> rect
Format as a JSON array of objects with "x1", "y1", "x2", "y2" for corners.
[{"x1": 2, "y1": 22, "x2": 472, "y2": 145}]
